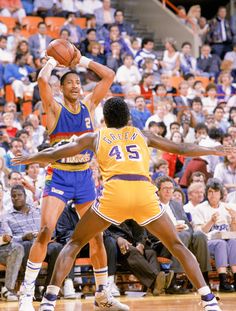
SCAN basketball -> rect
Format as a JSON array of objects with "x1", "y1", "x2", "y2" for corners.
[{"x1": 46, "y1": 39, "x2": 75, "y2": 67}]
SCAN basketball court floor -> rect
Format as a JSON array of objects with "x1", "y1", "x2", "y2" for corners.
[{"x1": 0, "y1": 293, "x2": 235, "y2": 311}]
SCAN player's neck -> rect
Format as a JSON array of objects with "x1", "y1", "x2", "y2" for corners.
[{"x1": 64, "y1": 98, "x2": 79, "y2": 112}]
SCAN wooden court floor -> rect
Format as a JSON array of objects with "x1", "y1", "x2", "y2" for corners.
[{"x1": 0, "y1": 293, "x2": 235, "y2": 311}]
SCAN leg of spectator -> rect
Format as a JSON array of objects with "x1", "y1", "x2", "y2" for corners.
[
  {"x1": 0, "y1": 8, "x2": 11, "y2": 17},
  {"x1": 191, "y1": 231, "x2": 211, "y2": 273},
  {"x1": 21, "y1": 240, "x2": 34, "y2": 272},
  {"x1": 12, "y1": 8, "x2": 26, "y2": 23},
  {"x1": 144, "y1": 249, "x2": 161, "y2": 276},
  {"x1": 103, "y1": 235, "x2": 118, "y2": 278},
  {"x1": 44, "y1": 242, "x2": 63, "y2": 288},
  {"x1": 11, "y1": 80, "x2": 24, "y2": 100}
]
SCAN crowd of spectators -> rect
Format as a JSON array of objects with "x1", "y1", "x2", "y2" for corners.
[{"x1": 0, "y1": 0, "x2": 236, "y2": 303}]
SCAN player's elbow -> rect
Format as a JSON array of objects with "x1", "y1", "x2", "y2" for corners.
[
  {"x1": 37, "y1": 74, "x2": 49, "y2": 85},
  {"x1": 107, "y1": 68, "x2": 115, "y2": 81}
]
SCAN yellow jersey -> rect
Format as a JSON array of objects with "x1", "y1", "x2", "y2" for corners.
[{"x1": 96, "y1": 126, "x2": 150, "y2": 181}]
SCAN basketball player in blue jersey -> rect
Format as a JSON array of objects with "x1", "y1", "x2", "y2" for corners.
[{"x1": 19, "y1": 48, "x2": 129, "y2": 311}]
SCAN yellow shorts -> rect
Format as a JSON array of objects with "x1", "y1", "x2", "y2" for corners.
[{"x1": 92, "y1": 177, "x2": 165, "y2": 226}]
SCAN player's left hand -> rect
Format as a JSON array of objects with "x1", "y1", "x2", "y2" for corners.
[
  {"x1": 70, "y1": 46, "x2": 81, "y2": 68},
  {"x1": 214, "y1": 144, "x2": 236, "y2": 156},
  {"x1": 11, "y1": 154, "x2": 32, "y2": 165}
]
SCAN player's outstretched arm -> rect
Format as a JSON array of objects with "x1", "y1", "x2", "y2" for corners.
[
  {"x1": 143, "y1": 130, "x2": 236, "y2": 156},
  {"x1": 12, "y1": 133, "x2": 98, "y2": 165},
  {"x1": 71, "y1": 47, "x2": 115, "y2": 110}
]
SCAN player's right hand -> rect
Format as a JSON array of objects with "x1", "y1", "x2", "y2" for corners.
[
  {"x1": 70, "y1": 46, "x2": 81, "y2": 68},
  {"x1": 11, "y1": 154, "x2": 31, "y2": 165}
]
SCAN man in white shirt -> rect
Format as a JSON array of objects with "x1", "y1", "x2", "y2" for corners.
[
  {"x1": 184, "y1": 182, "x2": 205, "y2": 220},
  {"x1": 150, "y1": 176, "x2": 211, "y2": 294},
  {"x1": 0, "y1": 35, "x2": 13, "y2": 64}
]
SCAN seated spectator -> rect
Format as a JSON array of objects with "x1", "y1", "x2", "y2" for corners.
[
  {"x1": 4, "y1": 101, "x2": 21, "y2": 130},
  {"x1": 179, "y1": 42, "x2": 198, "y2": 75},
  {"x1": 0, "y1": 0, "x2": 26, "y2": 23},
  {"x1": 153, "y1": 84, "x2": 168, "y2": 107},
  {"x1": 15, "y1": 129, "x2": 32, "y2": 155},
  {"x1": 0, "y1": 211, "x2": 24, "y2": 301},
  {"x1": 28, "y1": 22, "x2": 52, "y2": 60},
  {"x1": 168, "y1": 121, "x2": 180, "y2": 139},
  {"x1": 160, "y1": 37, "x2": 180, "y2": 76},
  {"x1": 62, "y1": 12, "x2": 84, "y2": 46},
  {"x1": 82, "y1": 14, "x2": 109, "y2": 43},
  {"x1": 4, "y1": 54, "x2": 35, "y2": 105},
  {"x1": 15, "y1": 40, "x2": 34, "y2": 67},
  {"x1": 184, "y1": 182, "x2": 206, "y2": 220},
  {"x1": 0, "y1": 35, "x2": 14, "y2": 64},
  {"x1": 105, "y1": 41, "x2": 123, "y2": 72},
  {"x1": 213, "y1": 106, "x2": 230, "y2": 133},
  {"x1": 115, "y1": 54, "x2": 141, "y2": 94},
  {"x1": 172, "y1": 187, "x2": 186, "y2": 205},
  {"x1": 194, "y1": 178, "x2": 236, "y2": 292},
  {"x1": 7, "y1": 24, "x2": 26, "y2": 54},
  {"x1": 217, "y1": 71, "x2": 236, "y2": 101},
  {"x1": 197, "y1": 44, "x2": 221, "y2": 79},
  {"x1": 21, "y1": 0, "x2": 34, "y2": 15},
  {"x1": 202, "y1": 83, "x2": 218, "y2": 115},
  {"x1": 149, "y1": 176, "x2": 211, "y2": 294},
  {"x1": 0, "y1": 19, "x2": 7, "y2": 35},
  {"x1": 127, "y1": 37, "x2": 140, "y2": 58},
  {"x1": 139, "y1": 73, "x2": 154, "y2": 103},
  {"x1": 214, "y1": 153, "x2": 236, "y2": 193},
  {"x1": 86, "y1": 41, "x2": 105, "y2": 65},
  {"x1": 227, "y1": 125, "x2": 236, "y2": 143},
  {"x1": 80, "y1": 28, "x2": 97, "y2": 55},
  {"x1": 162, "y1": 131, "x2": 185, "y2": 178},
  {"x1": 228, "y1": 106, "x2": 236, "y2": 126},
  {"x1": 189, "y1": 80, "x2": 205, "y2": 100},
  {"x1": 26, "y1": 114, "x2": 45, "y2": 148},
  {"x1": 3, "y1": 185, "x2": 63, "y2": 296},
  {"x1": 224, "y1": 42, "x2": 236, "y2": 82},
  {"x1": 130, "y1": 96, "x2": 151, "y2": 130},
  {"x1": 94, "y1": 0, "x2": 115, "y2": 27},
  {"x1": 104, "y1": 219, "x2": 166, "y2": 296},
  {"x1": 191, "y1": 97, "x2": 205, "y2": 123},
  {"x1": 59, "y1": 28, "x2": 71, "y2": 42},
  {"x1": 22, "y1": 121, "x2": 38, "y2": 153},
  {"x1": 4, "y1": 138, "x2": 25, "y2": 172},
  {"x1": 114, "y1": 9, "x2": 135, "y2": 38},
  {"x1": 0, "y1": 157, "x2": 8, "y2": 189},
  {"x1": 174, "y1": 81, "x2": 191, "y2": 112},
  {"x1": 142, "y1": 58, "x2": 159, "y2": 85},
  {"x1": 207, "y1": 6, "x2": 233, "y2": 59},
  {"x1": 81, "y1": 0, "x2": 102, "y2": 15},
  {"x1": 104, "y1": 24, "x2": 131, "y2": 55},
  {"x1": 0, "y1": 124, "x2": 10, "y2": 154},
  {"x1": 24, "y1": 163, "x2": 44, "y2": 201},
  {"x1": 135, "y1": 38, "x2": 157, "y2": 70},
  {"x1": 160, "y1": 73, "x2": 177, "y2": 95},
  {"x1": 177, "y1": 108, "x2": 196, "y2": 142},
  {"x1": 2, "y1": 112, "x2": 18, "y2": 138}
]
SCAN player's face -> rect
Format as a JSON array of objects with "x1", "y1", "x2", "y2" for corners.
[{"x1": 61, "y1": 74, "x2": 81, "y2": 101}]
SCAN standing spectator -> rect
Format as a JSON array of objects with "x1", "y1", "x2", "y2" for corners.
[
  {"x1": 194, "y1": 178, "x2": 236, "y2": 292},
  {"x1": 207, "y1": 6, "x2": 233, "y2": 59},
  {"x1": 179, "y1": 42, "x2": 198, "y2": 75},
  {"x1": 28, "y1": 22, "x2": 52, "y2": 60},
  {"x1": 135, "y1": 38, "x2": 157, "y2": 70},
  {"x1": 0, "y1": 216, "x2": 24, "y2": 301},
  {"x1": 199, "y1": 17, "x2": 209, "y2": 44},
  {"x1": 130, "y1": 96, "x2": 151, "y2": 130},
  {"x1": 115, "y1": 54, "x2": 141, "y2": 94},
  {"x1": 160, "y1": 38, "x2": 180, "y2": 76},
  {"x1": 197, "y1": 44, "x2": 221, "y2": 79},
  {"x1": 176, "y1": 5, "x2": 187, "y2": 25},
  {"x1": 62, "y1": 12, "x2": 84, "y2": 46},
  {"x1": 114, "y1": 9, "x2": 135, "y2": 38},
  {"x1": 94, "y1": 0, "x2": 115, "y2": 27}
]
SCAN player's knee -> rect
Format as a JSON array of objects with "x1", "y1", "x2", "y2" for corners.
[
  {"x1": 37, "y1": 226, "x2": 53, "y2": 244},
  {"x1": 89, "y1": 233, "x2": 103, "y2": 247}
]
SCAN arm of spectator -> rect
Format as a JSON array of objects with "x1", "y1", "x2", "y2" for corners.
[
  {"x1": 3, "y1": 64, "x2": 16, "y2": 84},
  {"x1": 143, "y1": 131, "x2": 236, "y2": 156},
  {"x1": 226, "y1": 208, "x2": 236, "y2": 231},
  {"x1": 201, "y1": 212, "x2": 219, "y2": 233},
  {"x1": 117, "y1": 237, "x2": 132, "y2": 254}
]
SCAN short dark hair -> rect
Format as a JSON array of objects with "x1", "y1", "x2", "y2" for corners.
[
  {"x1": 141, "y1": 38, "x2": 154, "y2": 48},
  {"x1": 134, "y1": 95, "x2": 145, "y2": 102},
  {"x1": 191, "y1": 96, "x2": 203, "y2": 106},
  {"x1": 155, "y1": 175, "x2": 174, "y2": 189},
  {"x1": 11, "y1": 184, "x2": 26, "y2": 196},
  {"x1": 15, "y1": 129, "x2": 29, "y2": 138},
  {"x1": 170, "y1": 121, "x2": 180, "y2": 129},
  {"x1": 8, "y1": 170, "x2": 21, "y2": 180},
  {"x1": 60, "y1": 28, "x2": 71, "y2": 36},
  {"x1": 103, "y1": 97, "x2": 130, "y2": 128},
  {"x1": 22, "y1": 121, "x2": 33, "y2": 129},
  {"x1": 86, "y1": 28, "x2": 96, "y2": 35},
  {"x1": 114, "y1": 9, "x2": 124, "y2": 17},
  {"x1": 60, "y1": 70, "x2": 80, "y2": 85},
  {"x1": 148, "y1": 121, "x2": 158, "y2": 129},
  {"x1": 37, "y1": 21, "x2": 46, "y2": 28},
  {"x1": 206, "y1": 178, "x2": 224, "y2": 200},
  {"x1": 195, "y1": 123, "x2": 209, "y2": 134},
  {"x1": 189, "y1": 171, "x2": 206, "y2": 184},
  {"x1": 213, "y1": 105, "x2": 224, "y2": 114},
  {"x1": 181, "y1": 41, "x2": 192, "y2": 48},
  {"x1": 208, "y1": 127, "x2": 224, "y2": 141},
  {"x1": 10, "y1": 138, "x2": 23, "y2": 148},
  {"x1": 0, "y1": 35, "x2": 7, "y2": 41},
  {"x1": 156, "y1": 121, "x2": 167, "y2": 137}
]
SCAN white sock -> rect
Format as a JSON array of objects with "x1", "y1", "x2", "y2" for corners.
[
  {"x1": 41, "y1": 285, "x2": 60, "y2": 309},
  {"x1": 23, "y1": 260, "x2": 42, "y2": 294},
  {"x1": 94, "y1": 266, "x2": 108, "y2": 290},
  {"x1": 198, "y1": 286, "x2": 211, "y2": 296},
  {"x1": 108, "y1": 275, "x2": 115, "y2": 284}
]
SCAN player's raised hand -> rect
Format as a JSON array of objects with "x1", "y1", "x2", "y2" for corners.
[
  {"x1": 11, "y1": 154, "x2": 32, "y2": 165},
  {"x1": 70, "y1": 46, "x2": 81, "y2": 68}
]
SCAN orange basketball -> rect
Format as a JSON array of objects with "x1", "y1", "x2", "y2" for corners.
[{"x1": 47, "y1": 39, "x2": 75, "y2": 67}]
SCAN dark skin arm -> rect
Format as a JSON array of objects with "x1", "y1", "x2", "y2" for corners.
[{"x1": 11, "y1": 130, "x2": 235, "y2": 166}]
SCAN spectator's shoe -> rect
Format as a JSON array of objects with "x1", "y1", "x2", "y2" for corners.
[
  {"x1": 201, "y1": 293, "x2": 222, "y2": 311},
  {"x1": 39, "y1": 293, "x2": 57, "y2": 311},
  {"x1": 94, "y1": 285, "x2": 129, "y2": 310},
  {"x1": 152, "y1": 271, "x2": 166, "y2": 296},
  {"x1": 165, "y1": 270, "x2": 174, "y2": 289},
  {"x1": 63, "y1": 278, "x2": 76, "y2": 299},
  {"x1": 219, "y1": 281, "x2": 234, "y2": 292},
  {"x1": 107, "y1": 282, "x2": 121, "y2": 297},
  {"x1": 1, "y1": 286, "x2": 18, "y2": 302},
  {"x1": 19, "y1": 284, "x2": 35, "y2": 311}
]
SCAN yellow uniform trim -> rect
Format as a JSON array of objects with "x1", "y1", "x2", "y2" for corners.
[
  {"x1": 51, "y1": 162, "x2": 89, "y2": 171},
  {"x1": 47, "y1": 104, "x2": 62, "y2": 135},
  {"x1": 62, "y1": 100, "x2": 81, "y2": 114}
]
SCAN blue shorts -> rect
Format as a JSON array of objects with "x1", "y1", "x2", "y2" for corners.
[{"x1": 43, "y1": 167, "x2": 96, "y2": 204}]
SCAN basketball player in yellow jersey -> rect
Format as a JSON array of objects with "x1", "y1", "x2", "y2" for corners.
[{"x1": 13, "y1": 97, "x2": 229, "y2": 311}]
